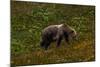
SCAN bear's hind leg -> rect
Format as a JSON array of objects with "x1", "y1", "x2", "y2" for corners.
[
  {"x1": 40, "y1": 40, "x2": 45, "y2": 48},
  {"x1": 44, "y1": 41, "x2": 51, "y2": 50}
]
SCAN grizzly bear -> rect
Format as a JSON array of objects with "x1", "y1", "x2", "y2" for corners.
[{"x1": 40, "y1": 24, "x2": 77, "y2": 50}]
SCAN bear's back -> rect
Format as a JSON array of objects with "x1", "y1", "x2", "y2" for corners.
[
  {"x1": 41, "y1": 24, "x2": 64, "y2": 40},
  {"x1": 42, "y1": 25, "x2": 58, "y2": 36},
  {"x1": 42, "y1": 24, "x2": 64, "y2": 34}
]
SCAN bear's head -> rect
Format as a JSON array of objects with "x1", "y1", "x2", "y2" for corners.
[{"x1": 62, "y1": 24, "x2": 77, "y2": 40}]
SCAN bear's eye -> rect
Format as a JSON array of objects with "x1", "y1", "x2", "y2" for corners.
[{"x1": 70, "y1": 30, "x2": 74, "y2": 33}]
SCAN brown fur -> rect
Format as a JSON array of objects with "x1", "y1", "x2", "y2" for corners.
[{"x1": 40, "y1": 24, "x2": 77, "y2": 50}]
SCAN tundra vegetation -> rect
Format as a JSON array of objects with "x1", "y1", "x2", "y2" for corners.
[{"x1": 11, "y1": 1, "x2": 95, "y2": 66}]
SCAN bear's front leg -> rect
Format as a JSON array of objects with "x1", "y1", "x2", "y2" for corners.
[
  {"x1": 64, "y1": 37, "x2": 70, "y2": 45},
  {"x1": 56, "y1": 36, "x2": 63, "y2": 47}
]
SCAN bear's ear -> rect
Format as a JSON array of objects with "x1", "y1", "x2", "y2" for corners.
[
  {"x1": 62, "y1": 23, "x2": 67, "y2": 27},
  {"x1": 61, "y1": 24, "x2": 65, "y2": 26}
]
